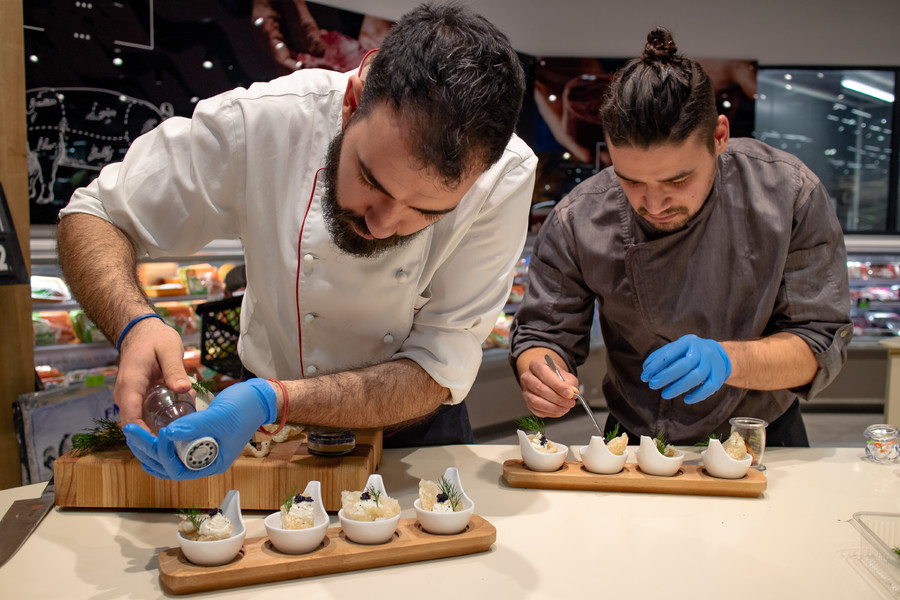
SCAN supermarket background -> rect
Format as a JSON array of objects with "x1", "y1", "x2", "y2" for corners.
[{"x1": 3, "y1": 0, "x2": 899, "y2": 488}]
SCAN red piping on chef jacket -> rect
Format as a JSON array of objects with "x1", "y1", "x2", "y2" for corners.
[{"x1": 296, "y1": 167, "x2": 325, "y2": 377}]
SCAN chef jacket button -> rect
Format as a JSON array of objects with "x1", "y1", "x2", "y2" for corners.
[
  {"x1": 840, "y1": 329, "x2": 848, "y2": 338},
  {"x1": 303, "y1": 253, "x2": 316, "y2": 264},
  {"x1": 304, "y1": 313, "x2": 316, "y2": 323},
  {"x1": 396, "y1": 269, "x2": 408, "y2": 283},
  {"x1": 383, "y1": 333, "x2": 394, "y2": 344},
  {"x1": 305, "y1": 365, "x2": 318, "y2": 375}
]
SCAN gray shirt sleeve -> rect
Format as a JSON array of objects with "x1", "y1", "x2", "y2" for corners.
[
  {"x1": 508, "y1": 201, "x2": 596, "y2": 376},
  {"x1": 769, "y1": 176, "x2": 853, "y2": 399}
]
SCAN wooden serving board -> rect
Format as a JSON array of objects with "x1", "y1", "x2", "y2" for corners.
[
  {"x1": 53, "y1": 429, "x2": 382, "y2": 511},
  {"x1": 501, "y1": 459, "x2": 767, "y2": 498},
  {"x1": 158, "y1": 514, "x2": 496, "y2": 594}
]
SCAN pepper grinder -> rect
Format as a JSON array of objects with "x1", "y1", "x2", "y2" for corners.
[{"x1": 142, "y1": 384, "x2": 219, "y2": 470}]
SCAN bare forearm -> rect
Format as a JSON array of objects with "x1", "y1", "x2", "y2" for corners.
[
  {"x1": 278, "y1": 359, "x2": 451, "y2": 428},
  {"x1": 57, "y1": 213, "x2": 152, "y2": 341},
  {"x1": 722, "y1": 333, "x2": 818, "y2": 390}
]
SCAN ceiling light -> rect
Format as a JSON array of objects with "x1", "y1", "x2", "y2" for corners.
[{"x1": 841, "y1": 79, "x2": 895, "y2": 103}]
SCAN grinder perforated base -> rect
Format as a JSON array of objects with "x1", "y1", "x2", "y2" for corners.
[{"x1": 174, "y1": 437, "x2": 219, "y2": 470}]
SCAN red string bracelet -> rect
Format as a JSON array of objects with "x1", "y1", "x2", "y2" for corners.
[{"x1": 261, "y1": 378, "x2": 289, "y2": 435}]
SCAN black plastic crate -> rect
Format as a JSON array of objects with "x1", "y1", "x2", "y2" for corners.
[{"x1": 195, "y1": 296, "x2": 243, "y2": 379}]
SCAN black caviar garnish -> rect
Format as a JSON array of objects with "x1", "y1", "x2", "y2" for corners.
[
  {"x1": 436, "y1": 492, "x2": 449, "y2": 503},
  {"x1": 293, "y1": 494, "x2": 313, "y2": 503},
  {"x1": 208, "y1": 508, "x2": 223, "y2": 517},
  {"x1": 360, "y1": 491, "x2": 371, "y2": 500},
  {"x1": 539, "y1": 435, "x2": 548, "y2": 446}
]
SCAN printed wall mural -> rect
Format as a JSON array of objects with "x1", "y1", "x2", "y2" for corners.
[
  {"x1": 23, "y1": 1, "x2": 756, "y2": 227},
  {"x1": 23, "y1": 0, "x2": 393, "y2": 224}
]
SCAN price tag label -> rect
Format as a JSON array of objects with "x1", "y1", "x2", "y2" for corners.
[{"x1": 0, "y1": 182, "x2": 29, "y2": 285}]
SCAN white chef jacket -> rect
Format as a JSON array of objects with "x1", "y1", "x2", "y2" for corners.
[{"x1": 61, "y1": 68, "x2": 537, "y2": 403}]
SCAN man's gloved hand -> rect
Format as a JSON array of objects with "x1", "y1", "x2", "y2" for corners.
[
  {"x1": 641, "y1": 334, "x2": 731, "y2": 404},
  {"x1": 123, "y1": 378, "x2": 277, "y2": 480}
]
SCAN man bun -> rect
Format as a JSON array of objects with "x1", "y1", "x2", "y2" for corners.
[{"x1": 643, "y1": 27, "x2": 678, "y2": 63}]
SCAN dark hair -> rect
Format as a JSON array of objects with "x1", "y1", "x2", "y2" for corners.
[
  {"x1": 354, "y1": 2, "x2": 525, "y2": 187},
  {"x1": 600, "y1": 27, "x2": 717, "y2": 151}
]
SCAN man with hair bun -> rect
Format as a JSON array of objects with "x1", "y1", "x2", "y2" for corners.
[
  {"x1": 58, "y1": 2, "x2": 537, "y2": 480},
  {"x1": 510, "y1": 26, "x2": 851, "y2": 446}
]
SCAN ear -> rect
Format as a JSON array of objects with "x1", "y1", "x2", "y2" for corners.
[
  {"x1": 713, "y1": 114, "x2": 730, "y2": 155},
  {"x1": 341, "y1": 74, "x2": 364, "y2": 129}
]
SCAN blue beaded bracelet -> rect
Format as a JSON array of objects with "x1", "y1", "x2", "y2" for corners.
[{"x1": 116, "y1": 313, "x2": 165, "y2": 352}]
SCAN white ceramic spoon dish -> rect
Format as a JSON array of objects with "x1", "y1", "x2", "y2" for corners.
[
  {"x1": 701, "y1": 438, "x2": 752, "y2": 479},
  {"x1": 264, "y1": 480, "x2": 330, "y2": 554},
  {"x1": 177, "y1": 489, "x2": 246, "y2": 566},
  {"x1": 517, "y1": 429, "x2": 569, "y2": 472},
  {"x1": 414, "y1": 467, "x2": 474, "y2": 535},
  {"x1": 579, "y1": 435, "x2": 628, "y2": 474},
  {"x1": 635, "y1": 435, "x2": 684, "y2": 477},
  {"x1": 338, "y1": 474, "x2": 400, "y2": 544}
]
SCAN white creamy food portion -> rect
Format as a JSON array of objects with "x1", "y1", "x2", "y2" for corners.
[
  {"x1": 281, "y1": 498, "x2": 316, "y2": 529},
  {"x1": 528, "y1": 433, "x2": 559, "y2": 453},
  {"x1": 198, "y1": 512, "x2": 233, "y2": 539}
]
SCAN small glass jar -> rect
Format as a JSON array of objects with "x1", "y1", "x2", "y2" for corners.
[
  {"x1": 729, "y1": 417, "x2": 768, "y2": 471},
  {"x1": 142, "y1": 384, "x2": 219, "y2": 470},
  {"x1": 307, "y1": 428, "x2": 356, "y2": 457},
  {"x1": 864, "y1": 424, "x2": 899, "y2": 462}
]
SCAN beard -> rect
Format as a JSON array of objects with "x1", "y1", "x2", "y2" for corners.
[
  {"x1": 635, "y1": 206, "x2": 693, "y2": 233},
  {"x1": 321, "y1": 131, "x2": 422, "y2": 258}
]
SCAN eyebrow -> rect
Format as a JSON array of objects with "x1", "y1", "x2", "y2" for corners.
[
  {"x1": 614, "y1": 168, "x2": 695, "y2": 184},
  {"x1": 357, "y1": 157, "x2": 458, "y2": 217},
  {"x1": 358, "y1": 158, "x2": 395, "y2": 199}
]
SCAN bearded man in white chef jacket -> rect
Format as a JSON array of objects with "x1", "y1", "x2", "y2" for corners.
[{"x1": 56, "y1": 2, "x2": 537, "y2": 480}]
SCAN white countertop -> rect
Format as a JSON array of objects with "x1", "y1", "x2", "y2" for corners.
[{"x1": 1, "y1": 445, "x2": 898, "y2": 599}]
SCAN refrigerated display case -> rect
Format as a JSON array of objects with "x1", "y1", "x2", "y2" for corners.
[{"x1": 29, "y1": 226, "x2": 245, "y2": 378}]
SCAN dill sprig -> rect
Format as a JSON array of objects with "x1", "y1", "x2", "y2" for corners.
[
  {"x1": 177, "y1": 506, "x2": 205, "y2": 531},
  {"x1": 366, "y1": 485, "x2": 382, "y2": 506},
  {"x1": 515, "y1": 415, "x2": 545, "y2": 434},
  {"x1": 281, "y1": 485, "x2": 299, "y2": 512},
  {"x1": 894, "y1": 546, "x2": 900, "y2": 558},
  {"x1": 654, "y1": 431, "x2": 670, "y2": 455},
  {"x1": 439, "y1": 476, "x2": 461, "y2": 512},
  {"x1": 604, "y1": 423, "x2": 621, "y2": 443},
  {"x1": 70, "y1": 419, "x2": 126, "y2": 456},
  {"x1": 191, "y1": 378, "x2": 212, "y2": 396},
  {"x1": 695, "y1": 432, "x2": 722, "y2": 447}
]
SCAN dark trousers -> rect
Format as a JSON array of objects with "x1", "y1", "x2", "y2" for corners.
[
  {"x1": 383, "y1": 401, "x2": 474, "y2": 448},
  {"x1": 604, "y1": 399, "x2": 810, "y2": 447},
  {"x1": 241, "y1": 368, "x2": 474, "y2": 448}
]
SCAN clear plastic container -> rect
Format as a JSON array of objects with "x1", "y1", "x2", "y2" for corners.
[
  {"x1": 142, "y1": 384, "x2": 218, "y2": 470},
  {"x1": 729, "y1": 416, "x2": 768, "y2": 470},
  {"x1": 849, "y1": 512, "x2": 900, "y2": 595},
  {"x1": 864, "y1": 424, "x2": 900, "y2": 462}
]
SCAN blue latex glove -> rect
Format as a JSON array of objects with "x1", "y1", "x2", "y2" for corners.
[
  {"x1": 641, "y1": 334, "x2": 731, "y2": 404},
  {"x1": 124, "y1": 378, "x2": 277, "y2": 480}
]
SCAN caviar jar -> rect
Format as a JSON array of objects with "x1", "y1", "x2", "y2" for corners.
[
  {"x1": 307, "y1": 428, "x2": 356, "y2": 457},
  {"x1": 864, "y1": 424, "x2": 899, "y2": 462}
]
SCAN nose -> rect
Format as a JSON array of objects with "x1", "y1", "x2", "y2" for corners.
[
  {"x1": 642, "y1": 186, "x2": 669, "y2": 214},
  {"x1": 364, "y1": 197, "x2": 402, "y2": 239}
]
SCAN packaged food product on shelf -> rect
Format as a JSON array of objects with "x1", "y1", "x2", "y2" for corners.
[
  {"x1": 155, "y1": 302, "x2": 199, "y2": 335},
  {"x1": 70, "y1": 309, "x2": 108, "y2": 344},
  {"x1": 32, "y1": 311, "x2": 77, "y2": 345},
  {"x1": 30, "y1": 275, "x2": 71, "y2": 302},
  {"x1": 179, "y1": 264, "x2": 220, "y2": 295},
  {"x1": 483, "y1": 312, "x2": 512, "y2": 349}
]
